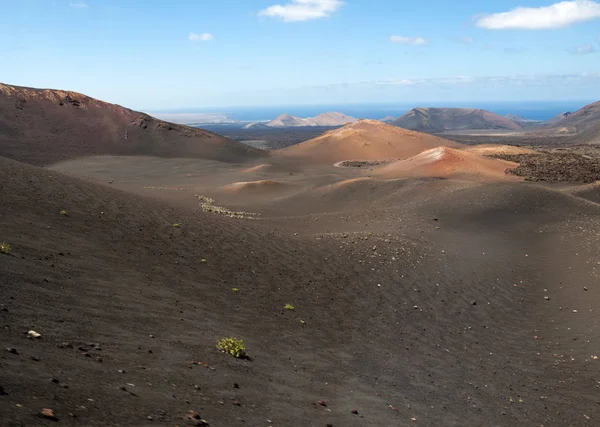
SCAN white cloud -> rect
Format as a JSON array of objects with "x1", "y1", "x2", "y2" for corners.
[
  {"x1": 390, "y1": 36, "x2": 427, "y2": 45},
  {"x1": 320, "y1": 72, "x2": 600, "y2": 90},
  {"x1": 569, "y1": 43, "x2": 598, "y2": 54},
  {"x1": 476, "y1": 0, "x2": 600, "y2": 30},
  {"x1": 189, "y1": 32, "x2": 214, "y2": 42},
  {"x1": 70, "y1": 1, "x2": 87, "y2": 8},
  {"x1": 258, "y1": 0, "x2": 344, "y2": 22}
]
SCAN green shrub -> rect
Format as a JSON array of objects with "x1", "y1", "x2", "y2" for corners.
[
  {"x1": 0, "y1": 242, "x2": 11, "y2": 254},
  {"x1": 217, "y1": 337, "x2": 246, "y2": 358},
  {"x1": 284, "y1": 304, "x2": 295, "y2": 311}
]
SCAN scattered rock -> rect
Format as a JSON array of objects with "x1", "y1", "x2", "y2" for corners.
[
  {"x1": 6, "y1": 347, "x2": 18, "y2": 354},
  {"x1": 40, "y1": 408, "x2": 58, "y2": 421},
  {"x1": 147, "y1": 415, "x2": 153, "y2": 421},
  {"x1": 351, "y1": 409, "x2": 359, "y2": 414},
  {"x1": 31, "y1": 356, "x2": 41, "y2": 361},
  {"x1": 184, "y1": 410, "x2": 209, "y2": 426},
  {"x1": 27, "y1": 330, "x2": 41, "y2": 338},
  {"x1": 0, "y1": 386, "x2": 7, "y2": 395}
]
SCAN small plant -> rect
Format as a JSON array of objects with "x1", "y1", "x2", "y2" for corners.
[
  {"x1": 284, "y1": 304, "x2": 295, "y2": 311},
  {"x1": 60, "y1": 210, "x2": 68, "y2": 216},
  {"x1": 232, "y1": 288, "x2": 239, "y2": 293},
  {"x1": 0, "y1": 242, "x2": 12, "y2": 254},
  {"x1": 173, "y1": 223, "x2": 180, "y2": 228},
  {"x1": 217, "y1": 337, "x2": 246, "y2": 358}
]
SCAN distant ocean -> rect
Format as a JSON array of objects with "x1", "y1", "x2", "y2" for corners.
[{"x1": 156, "y1": 101, "x2": 593, "y2": 123}]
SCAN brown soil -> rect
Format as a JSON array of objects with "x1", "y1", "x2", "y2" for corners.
[
  {"x1": 493, "y1": 153, "x2": 600, "y2": 183},
  {"x1": 0, "y1": 83, "x2": 264, "y2": 166},
  {"x1": 276, "y1": 120, "x2": 462, "y2": 164}
]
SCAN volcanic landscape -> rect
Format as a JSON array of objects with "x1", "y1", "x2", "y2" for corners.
[{"x1": 1, "y1": 84, "x2": 600, "y2": 427}]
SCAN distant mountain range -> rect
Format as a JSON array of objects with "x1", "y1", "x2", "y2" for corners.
[
  {"x1": 239, "y1": 102, "x2": 600, "y2": 143},
  {"x1": 244, "y1": 112, "x2": 357, "y2": 129},
  {"x1": 392, "y1": 108, "x2": 523, "y2": 132}
]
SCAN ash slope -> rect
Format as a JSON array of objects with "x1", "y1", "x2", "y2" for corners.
[
  {"x1": 276, "y1": 119, "x2": 462, "y2": 164},
  {"x1": 1, "y1": 156, "x2": 600, "y2": 426},
  {"x1": 0, "y1": 83, "x2": 264, "y2": 166}
]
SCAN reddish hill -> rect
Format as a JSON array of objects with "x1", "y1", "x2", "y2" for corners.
[
  {"x1": 392, "y1": 107, "x2": 522, "y2": 132},
  {"x1": 0, "y1": 83, "x2": 264, "y2": 166},
  {"x1": 276, "y1": 119, "x2": 462, "y2": 164},
  {"x1": 376, "y1": 146, "x2": 520, "y2": 181}
]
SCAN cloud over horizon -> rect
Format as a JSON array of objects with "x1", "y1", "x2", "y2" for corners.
[
  {"x1": 189, "y1": 32, "x2": 214, "y2": 42},
  {"x1": 259, "y1": 0, "x2": 344, "y2": 22},
  {"x1": 569, "y1": 43, "x2": 598, "y2": 54},
  {"x1": 476, "y1": 0, "x2": 600, "y2": 30},
  {"x1": 390, "y1": 36, "x2": 427, "y2": 45}
]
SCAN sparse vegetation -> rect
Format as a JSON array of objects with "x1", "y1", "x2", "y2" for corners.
[
  {"x1": 196, "y1": 195, "x2": 259, "y2": 220},
  {"x1": 284, "y1": 304, "x2": 295, "y2": 311},
  {"x1": 232, "y1": 288, "x2": 240, "y2": 293},
  {"x1": 0, "y1": 242, "x2": 12, "y2": 254},
  {"x1": 217, "y1": 337, "x2": 246, "y2": 358},
  {"x1": 173, "y1": 223, "x2": 180, "y2": 228}
]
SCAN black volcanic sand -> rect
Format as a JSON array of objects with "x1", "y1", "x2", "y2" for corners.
[{"x1": 2, "y1": 155, "x2": 600, "y2": 427}]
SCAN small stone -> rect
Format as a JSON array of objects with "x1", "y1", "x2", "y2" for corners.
[
  {"x1": 117, "y1": 370, "x2": 125, "y2": 373},
  {"x1": 411, "y1": 418, "x2": 417, "y2": 422},
  {"x1": 31, "y1": 356, "x2": 41, "y2": 361},
  {"x1": 573, "y1": 310, "x2": 579, "y2": 313},
  {"x1": 544, "y1": 296, "x2": 550, "y2": 300},
  {"x1": 584, "y1": 287, "x2": 588, "y2": 291},
  {"x1": 6, "y1": 347, "x2": 18, "y2": 354},
  {"x1": 96, "y1": 357, "x2": 103, "y2": 363},
  {"x1": 51, "y1": 378, "x2": 59, "y2": 384},
  {"x1": 27, "y1": 330, "x2": 41, "y2": 339},
  {"x1": 234, "y1": 383, "x2": 240, "y2": 389},
  {"x1": 147, "y1": 415, "x2": 153, "y2": 421},
  {"x1": 40, "y1": 408, "x2": 58, "y2": 420},
  {"x1": 351, "y1": 409, "x2": 359, "y2": 414}
]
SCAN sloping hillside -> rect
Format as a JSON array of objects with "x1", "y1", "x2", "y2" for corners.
[
  {"x1": 392, "y1": 107, "x2": 522, "y2": 132},
  {"x1": 0, "y1": 83, "x2": 264, "y2": 166},
  {"x1": 544, "y1": 100, "x2": 600, "y2": 143},
  {"x1": 276, "y1": 119, "x2": 462, "y2": 163}
]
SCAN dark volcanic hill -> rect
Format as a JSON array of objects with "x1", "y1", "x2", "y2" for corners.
[
  {"x1": 0, "y1": 83, "x2": 264, "y2": 166},
  {"x1": 546, "y1": 101, "x2": 600, "y2": 138},
  {"x1": 546, "y1": 111, "x2": 573, "y2": 124},
  {"x1": 392, "y1": 107, "x2": 523, "y2": 133}
]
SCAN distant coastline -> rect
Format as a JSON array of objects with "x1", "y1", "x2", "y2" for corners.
[{"x1": 148, "y1": 100, "x2": 594, "y2": 125}]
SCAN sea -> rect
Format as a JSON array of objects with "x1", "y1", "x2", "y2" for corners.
[{"x1": 155, "y1": 101, "x2": 593, "y2": 123}]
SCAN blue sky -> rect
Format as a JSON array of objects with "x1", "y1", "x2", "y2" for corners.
[{"x1": 2, "y1": 0, "x2": 600, "y2": 109}]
